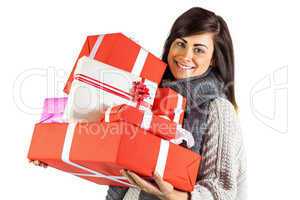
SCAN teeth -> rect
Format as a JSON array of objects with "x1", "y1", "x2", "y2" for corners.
[{"x1": 176, "y1": 61, "x2": 195, "y2": 70}]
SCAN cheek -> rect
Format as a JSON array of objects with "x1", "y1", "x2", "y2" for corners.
[
  {"x1": 169, "y1": 46, "x2": 180, "y2": 58},
  {"x1": 167, "y1": 50, "x2": 177, "y2": 65},
  {"x1": 194, "y1": 55, "x2": 212, "y2": 68},
  {"x1": 193, "y1": 59, "x2": 203, "y2": 68},
  {"x1": 168, "y1": 50, "x2": 176, "y2": 59}
]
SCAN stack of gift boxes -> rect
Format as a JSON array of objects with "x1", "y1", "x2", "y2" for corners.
[{"x1": 28, "y1": 33, "x2": 201, "y2": 192}]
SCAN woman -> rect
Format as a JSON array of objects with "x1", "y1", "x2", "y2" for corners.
[{"x1": 106, "y1": 7, "x2": 247, "y2": 200}]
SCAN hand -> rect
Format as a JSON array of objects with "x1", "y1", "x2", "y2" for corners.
[
  {"x1": 29, "y1": 160, "x2": 48, "y2": 168},
  {"x1": 121, "y1": 170, "x2": 188, "y2": 200}
]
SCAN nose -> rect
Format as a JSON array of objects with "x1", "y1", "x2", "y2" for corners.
[{"x1": 181, "y1": 47, "x2": 193, "y2": 62}]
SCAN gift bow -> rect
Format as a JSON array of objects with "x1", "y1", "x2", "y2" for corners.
[{"x1": 131, "y1": 81, "x2": 150, "y2": 103}]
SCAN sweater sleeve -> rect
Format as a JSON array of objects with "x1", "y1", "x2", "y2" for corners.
[{"x1": 190, "y1": 98, "x2": 247, "y2": 200}]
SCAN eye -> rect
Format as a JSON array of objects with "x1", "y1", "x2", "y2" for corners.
[
  {"x1": 176, "y1": 41, "x2": 185, "y2": 48},
  {"x1": 194, "y1": 48, "x2": 205, "y2": 54}
]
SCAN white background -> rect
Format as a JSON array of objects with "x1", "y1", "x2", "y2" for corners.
[{"x1": 0, "y1": 0, "x2": 298, "y2": 199}]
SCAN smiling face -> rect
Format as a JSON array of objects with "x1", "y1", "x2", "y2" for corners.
[{"x1": 167, "y1": 33, "x2": 215, "y2": 79}]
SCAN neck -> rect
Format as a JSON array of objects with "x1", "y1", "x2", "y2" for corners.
[{"x1": 161, "y1": 67, "x2": 225, "y2": 109}]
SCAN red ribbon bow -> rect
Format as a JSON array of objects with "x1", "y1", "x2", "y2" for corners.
[{"x1": 131, "y1": 81, "x2": 150, "y2": 103}]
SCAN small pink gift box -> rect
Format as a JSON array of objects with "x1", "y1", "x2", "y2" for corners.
[{"x1": 40, "y1": 97, "x2": 68, "y2": 123}]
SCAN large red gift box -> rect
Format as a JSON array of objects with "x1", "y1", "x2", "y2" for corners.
[
  {"x1": 152, "y1": 88, "x2": 187, "y2": 126},
  {"x1": 27, "y1": 121, "x2": 201, "y2": 191},
  {"x1": 64, "y1": 33, "x2": 167, "y2": 94}
]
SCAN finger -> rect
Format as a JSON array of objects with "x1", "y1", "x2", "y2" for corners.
[
  {"x1": 120, "y1": 170, "x2": 139, "y2": 187},
  {"x1": 153, "y1": 171, "x2": 164, "y2": 187},
  {"x1": 31, "y1": 160, "x2": 47, "y2": 168},
  {"x1": 30, "y1": 160, "x2": 39, "y2": 166},
  {"x1": 33, "y1": 160, "x2": 40, "y2": 166},
  {"x1": 153, "y1": 171, "x2": 174, "y2": 195},
  {"x1": 121, "y1": 170, "x2": 135, "y2": 184},
  {"x1": 41, "y1": 163, "x2": 48, "y2": 168},
  {"x1": 127, "y1": 171, "x2": 161, "y2": 195},
  {"x1": 37, "y1": 161, "x2": 43, "y2": 166}
]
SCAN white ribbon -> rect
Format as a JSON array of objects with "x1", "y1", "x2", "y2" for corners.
[
  {"x1": 89, "y1": 35, "x2": 104, "y2": 59},
  {"x1": 173, "y1": 94, "x2": 183, "y2": 123},
  {"x1": 131, "y1": 48, "x2": 148, "y2": 77},
  {"x1": 140, "y1": 110, "x2": 153, "y2": 130},
  {"x1": 90, "y1": 34, "x2": 148, "y2": 77},
  {"x1": 154, "y1": 139, "x2": 169, "y2": 178},
  {"x1": 158, "y1": 115, "x2": 171, "y2": 121},
  {"x1": 142, "y1": 79, "x2": 158, "y2": 105},
  {"x1": 71, "y1": 173, "x2": 128, "y2": 180},
  {"x1": 170, "y1": 124, "x2": 195, "y2": 148},
  {"x1": 104, "y1": 106, "x2": 113, "y2": 123}
]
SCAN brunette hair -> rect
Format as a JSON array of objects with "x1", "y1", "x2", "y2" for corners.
[{"x1": 162, "y1": 7, "x2": 238, "y2": 110}]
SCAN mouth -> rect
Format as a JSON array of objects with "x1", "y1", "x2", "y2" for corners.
[{"x1": 174, "y1": 60, "x2": 196, "y2": 71}]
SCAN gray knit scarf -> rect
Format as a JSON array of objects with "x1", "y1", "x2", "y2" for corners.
[{"x1": 106, "y1": 67, "x2": 226, "y2": 200}]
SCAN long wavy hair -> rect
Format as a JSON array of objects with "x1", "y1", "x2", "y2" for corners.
[{"x1": 161, "y1": 7, "x2": 238, "y2": 110}]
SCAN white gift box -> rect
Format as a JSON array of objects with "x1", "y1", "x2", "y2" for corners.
[{"x1": 64, "y1": 56, "x2": 158, "y2": 122}]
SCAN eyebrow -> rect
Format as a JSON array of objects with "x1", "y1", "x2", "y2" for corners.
[{"x1": 178, "y1": 37, "x2": 208, "y2": 49}]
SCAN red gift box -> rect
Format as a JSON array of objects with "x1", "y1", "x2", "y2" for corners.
[
  {"x1": 99, "y1": 104, "x2": 195, "y2": 147},
  {"x1": 99, "y1": 104, "x2": 179, "y2": 140},
  {"x1": 152, "y1": 88, "x2": 187, "y2": 126},
  {"x1": 28, "y1": 121, "x2": 201, "y2": 191},
  {"x1": 64, "y1": 33, "x2": 167, "y2": 94}
]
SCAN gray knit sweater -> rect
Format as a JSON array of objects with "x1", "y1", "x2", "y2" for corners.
[{"x1": 122, "y1": 97, "x2": 247, "y2": 200}]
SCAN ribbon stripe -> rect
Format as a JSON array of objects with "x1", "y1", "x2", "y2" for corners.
[
  {"x1": 76, "y1": 73, "x2": 132, "y2": 97},
  {"x1": 75, "y1": 76, "x2": 132, "y2": 101},
  {"x1": 173, "y1": 94, "x2": 183, "y2": 123},
  {"x1": 155, "y1": 140, "x2": 170, "y2": 178},
  {"x1": 140, "y1": 110, "x2": 153, "y2": 130},
  {"x1": 89, "y1": 35, "x2": 104, "y2": 59},
  {"x1": 104, "y1": 106, "x2": 113, "y2": 123},
  {"x1": 131, "y1": 48, "x2": 148, "y2": 77},
  {"x1": 74, "y1": 74, "x2": 152, "y2": 109}
]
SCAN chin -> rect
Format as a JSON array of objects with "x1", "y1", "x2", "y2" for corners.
[{"x1": 172, "y1": 71, "x2": 193, "y2": 79}]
